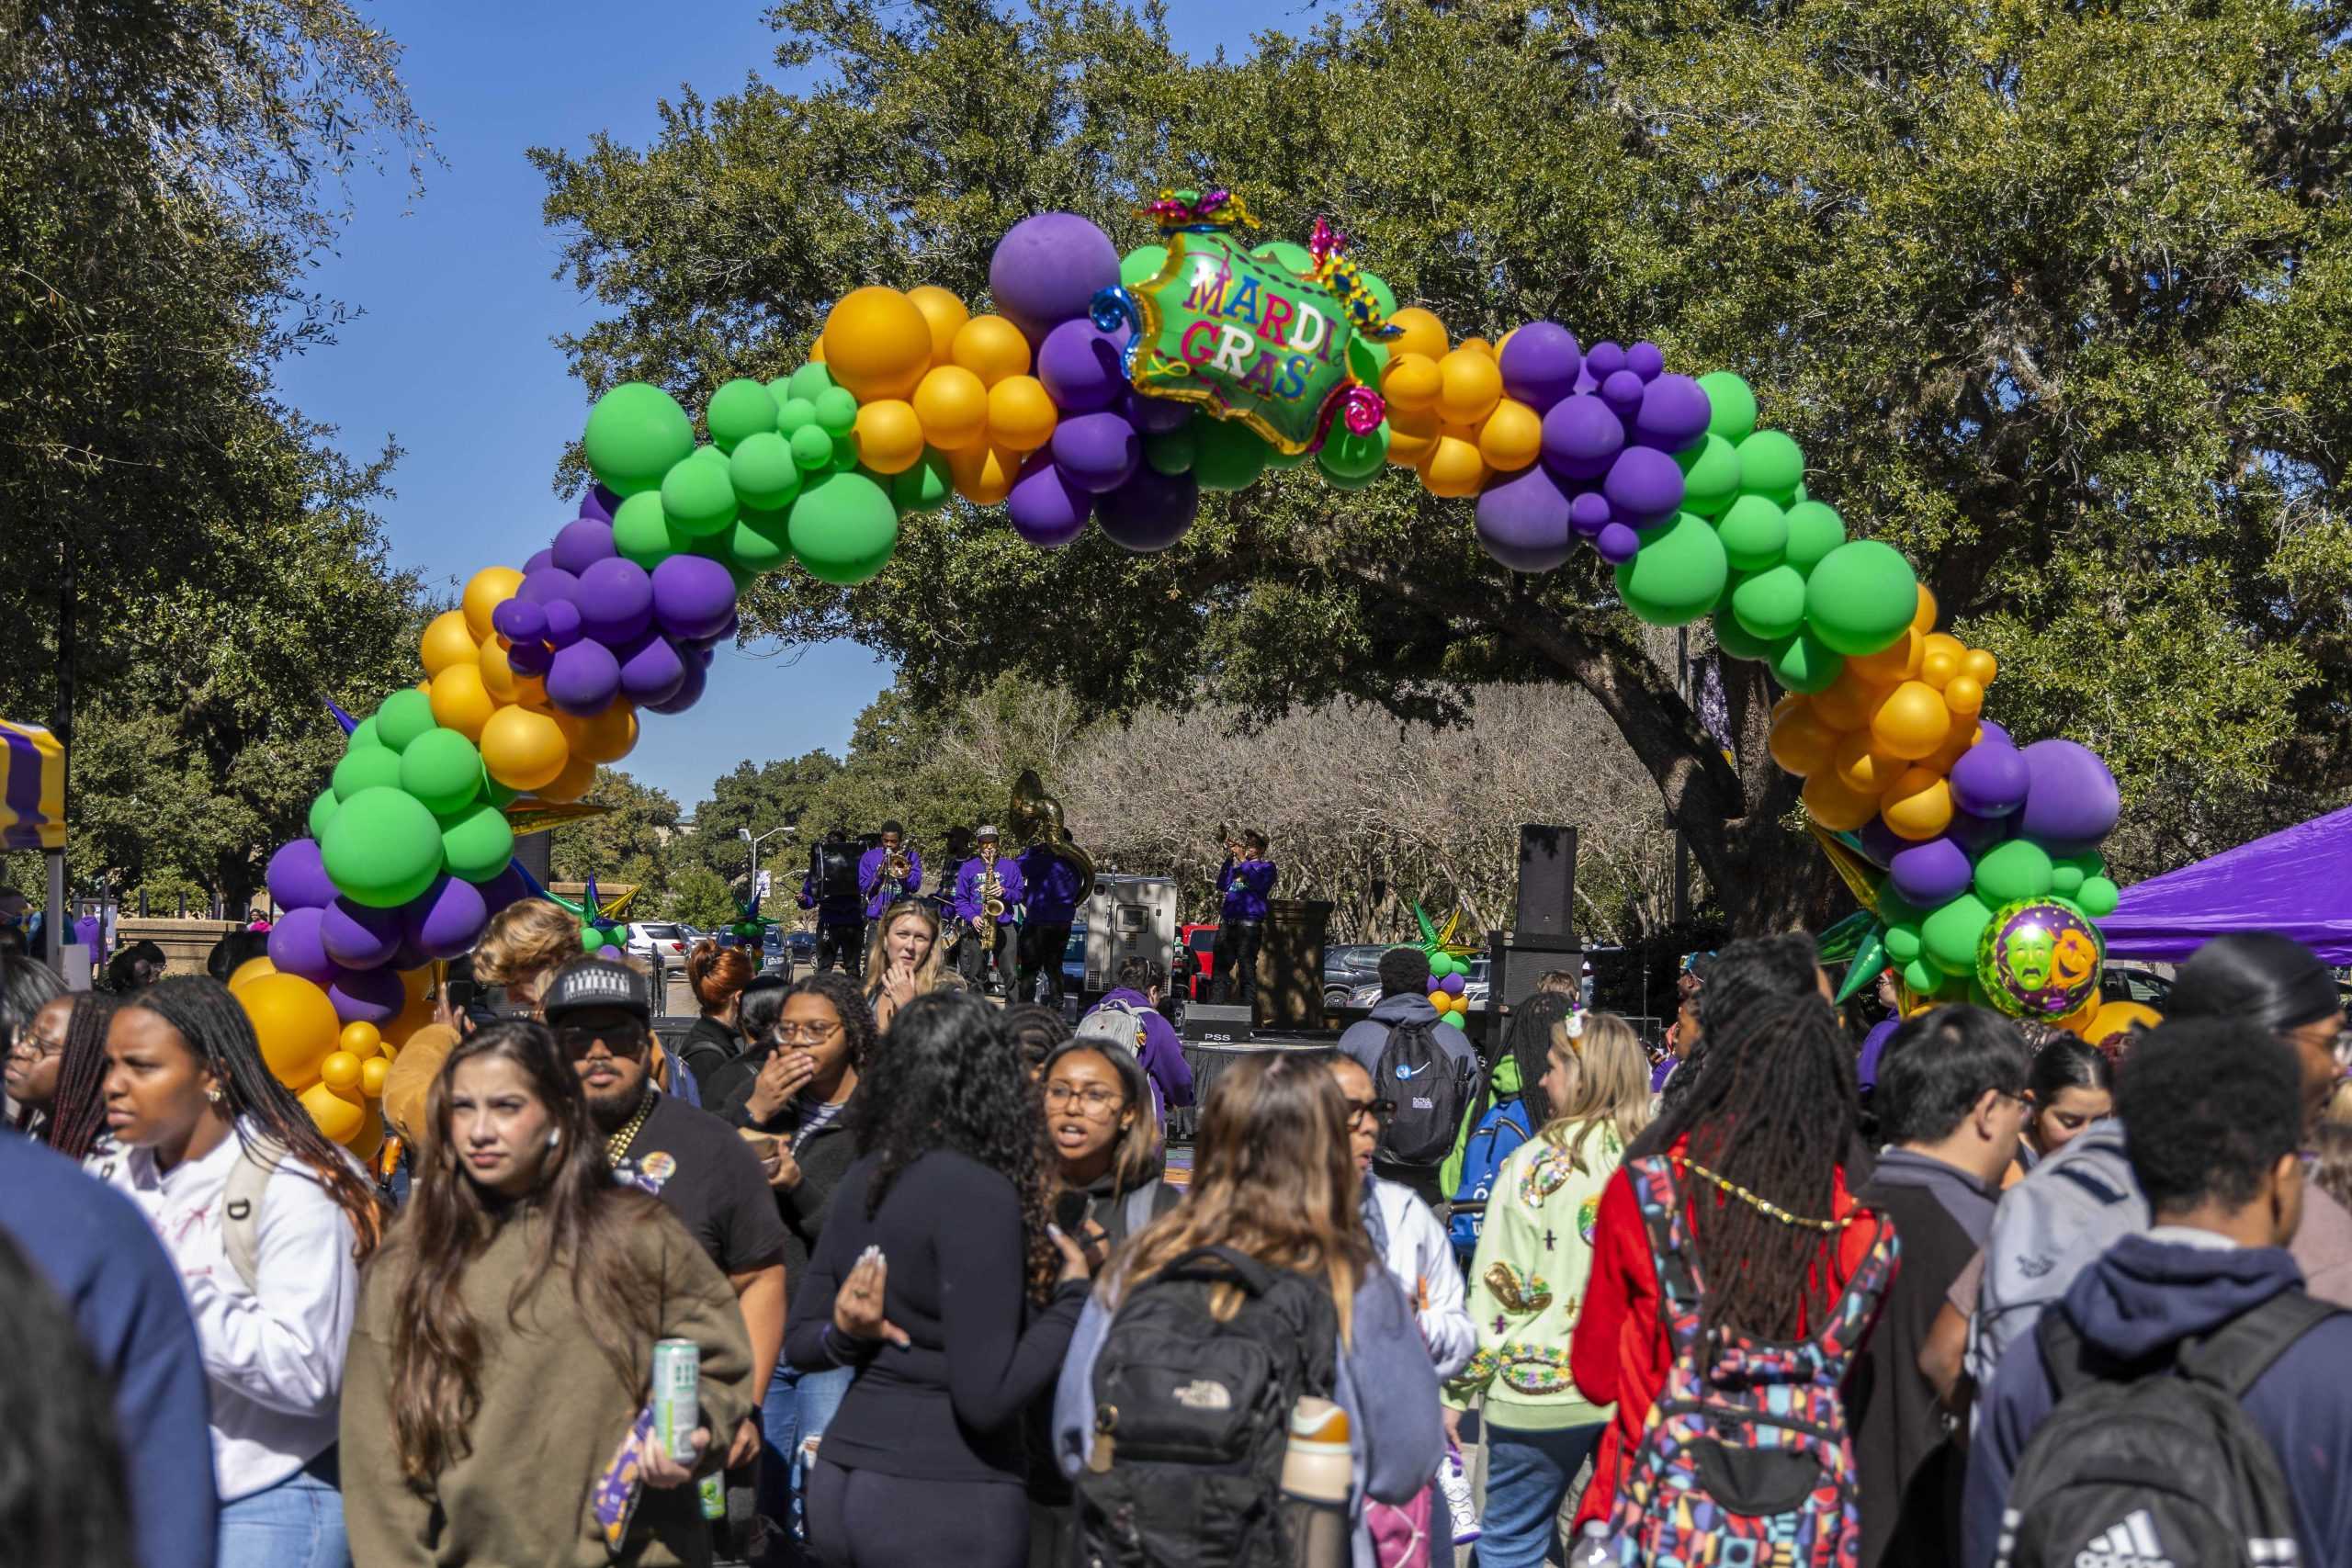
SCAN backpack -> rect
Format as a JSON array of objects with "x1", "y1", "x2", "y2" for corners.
[
  {"x1": 1073, "y1": 1246, "x2": 1340, "y2": 1568},
  {"x1": 1077, "y1": 997, "x2": 1151, "y2": 1058},
  {"x1": 1446, "y1": 1090, "x2": 1530, "y2": 1262},
  {"x1": 1994, "y1": 1292, "x2": 2339, "y2": 1568},
  {"x1": 221, "y1": 1134, "x2": 289, "y2": 1292},
  {"x1": 1374, "y1": 1017, "x2": 1471, "y2": 1168},
  {"x1": 1602, "y1": 1155, "x2": 1897, "y2": 1568}
]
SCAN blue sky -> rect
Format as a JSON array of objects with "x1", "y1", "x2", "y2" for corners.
[{"x1": 277, "y1": 2, "x2": 1271, "y2": 810}]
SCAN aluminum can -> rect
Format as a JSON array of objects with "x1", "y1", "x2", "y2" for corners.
[{"x1": 651, "y1": 1338, "x2": 700, "y2": 1463}]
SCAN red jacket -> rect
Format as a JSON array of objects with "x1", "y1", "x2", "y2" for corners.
[{"x1": 1566, "y1": 1143, "x2": 1883, "y2": 1525}]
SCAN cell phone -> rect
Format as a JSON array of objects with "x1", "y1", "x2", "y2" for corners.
[{"x1": 1054, "y1": 1190, "x2": 1090, "y2": 1235}]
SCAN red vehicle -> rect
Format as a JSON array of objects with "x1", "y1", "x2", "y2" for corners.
[{"x1": 1179, "y1": 922, "x2": 1218, "y2": 999}]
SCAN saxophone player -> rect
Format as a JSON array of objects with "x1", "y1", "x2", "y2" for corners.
[
  {"x1": 857, "y1": 820, "x2": 922, "y2": 920},
  {"x1": 952, "y1": 825, "x2": 1025, "y2": 996}
]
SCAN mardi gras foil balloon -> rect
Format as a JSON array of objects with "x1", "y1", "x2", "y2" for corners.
[{"x1": 1976, "y1": 897, "x2": 2105, "y2": 1019}]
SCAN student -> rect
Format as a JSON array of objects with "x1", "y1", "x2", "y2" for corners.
[
  {"x1": 857, "y1": 820, "x2": 922, "y2": 919},
  {"x1": 1450, "y1": 1012, "x2": 1653, "y2": 1568},
  {"x1": 1055, "y1": 1052, "x2": 1443, "y2": 1568},
  {"x1": 91, "y1": 976, "x2": 384, "y2": 1568},
  {"x1": 6, "y1": 989, "x2": 96, "y2": 1146},
  {"x1": 783, "y1": 991, "x2": 1090, "y2": 1568},
  {"x1": 1001, "y1": 1001, "x2": 1071, "y2": 1077},
  {"x1": 1073, "y1": 954, "x2": 1193, "y2": 1130},
  {"x1": 677, "y1": 939, "x2": 755, "y2": 1088},
  {"x1": 799, "y1": 829, "x2": 870, "y2": 978},
  {"x1": 861, "y1": 897, "x2": 964, "y2": 1033},
  {"x1": 341, "y1": 1020, "x2": 755, "y2": 1565},
  {"x1": 469, "y1": 896, "x2": 584, "y2": 1014},
  {"x1": 1336, "y1": 946, "x2": 1476, "y2": 1203},
  {"x1": 1207, "y1": 828, "x2": 1277, "y2": 1007},
  {"x1": 1964, "y1": 1018, "x2": 2352, "y2": 1568},
  {"x1": 1015, "y1": 838, "x2": 1083, "y2": 1008},
  {"x1": 952, "y1": 827, "x2": 1027, "y2": 996},
  {"x1": 1440, "y1": 992, "x2": 1573, "y2": 1264},
  {"x1": 1653, "y1": 951, "x2": 1714, "y2": 1099},
  {"x1": 0, "y1": 1224, "x2": 136, "y2": 1565},
  {"x1": 2019, "y1": 1033, "x2": 2114, "y2": 1166},
  {"x1": 1851, "y1": 1008, "x2": 2031, "y2": 1568}
]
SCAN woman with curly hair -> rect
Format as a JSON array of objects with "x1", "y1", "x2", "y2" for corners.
[{"x1": 781, "y1": 990, "x2": 1088, "y2": 1568}]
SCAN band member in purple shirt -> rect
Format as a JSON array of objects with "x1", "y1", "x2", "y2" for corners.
[
  {"x1": 857, "y1": 820, "x2": 922, "y2": 919},
  {"x1": 1016, "y1": 841, "x2": 1085, "y2": 1007},
  {"x1": 952, "y1": 826, "x2": 1025, "y2": 996},
  {"x1": 1208, "y1": 828, "x2": 1276, "y2": 1008}
]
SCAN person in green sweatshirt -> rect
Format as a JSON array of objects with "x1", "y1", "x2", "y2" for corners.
[
  {"x1": 1440, "y1": 993, "x2": 1577, "y2": 1260},
  {"x1": 1445, "y1": 1011, "x2": 1654, "y2": 1568}
]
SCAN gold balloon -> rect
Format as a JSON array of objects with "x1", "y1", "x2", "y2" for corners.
[
  {"x1": 821, "y1": 287, "x2": 933, "y2": 401},
  {"x1": 461, "y1": 567, "x2": 524, "y2": 642},
  {"x1": 1381, "y1": 353, "x2": 1442, "y2": 415},
  {"x1": 1879, "y1": 766, "x2": 1955, "y2": 840},
  {"x1": 949, "y1": 314, "x2": 1032, "y2": 389},
  {"x1": 1435, "y1": 348, "x2": 1504, "y2": 426},
  {"x1": 420, "y1": 610, "x2": 481, "y2": 677},
  {"x1": 853, "y1": 399, "x2": 927, "y2": 475},
  {"x1": 912, "y1": 365, "x2": 989, "y2": 451},
  {"x1": 299, "y1": 1080, "x2": 366, "y2": 1145},
  {"x1": 480, "y1": 705, "x2": 570, "y2": 792},
  {"x1": 948, "y1": 442, "x2": 1021, "y2": 506},
  {"x1": 1476, "y1": 399, "x2": 1544, "y2": 472},
  {"x1": 428, "y1": 663, "x2": 499, "y2": 742},
  {"x1": 236, "y1": 973, "x2": 341, "y2": 1094},
  {"x1": 986, "y1": 376, "x2": 1059, "y2": 453},
  {"x1": 905, "y1": 285, "x2": 971, "y2": 365},
  {"x1": 1868, "y1": 680, "x2": 1954, "y2": 761},
  {"x1": 1420, "y1": 434, "x2": 1488, "y2": 499},
  {"x1": 1385, "y1": 307, "x2": 1449, "y2": 363}
]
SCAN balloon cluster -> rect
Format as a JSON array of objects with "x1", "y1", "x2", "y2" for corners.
[
  {"x1": 1425, "y1": 949, "x2": 1474, "y2": 1021},
  {"x1": 227, "y1": 960, "x2": 432, "y2": 1161}
]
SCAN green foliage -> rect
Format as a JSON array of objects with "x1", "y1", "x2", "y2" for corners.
[
  {"x1": 548, "y1": 768, "x2": 684, "y2": 904},
  {"x1": 663, "y1": 863, "x2": 740, "y2": 929}
]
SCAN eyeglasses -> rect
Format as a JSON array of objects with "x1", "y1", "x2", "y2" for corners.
[
  {"x1": 1045, "y1": 1081, "x2": 1126, "y2": 1115},
  {"x1": 4, "y1": 1038, "x2": 62, "y2": 1065},
  {"x1": 775, "y1": 1022, "x2": 841, "y2": 1046},
  {"x1": 1343, "y1": 1098, "x2": 1396, "y2": 1131},
  {"x1": 554, "y1": 1025, "x2": 649, "y2": 1060}
]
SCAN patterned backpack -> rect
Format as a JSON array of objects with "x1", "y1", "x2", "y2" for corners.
[{"x1": 1601, "y1": 1154, "x2": 1898, "y2": 1568}]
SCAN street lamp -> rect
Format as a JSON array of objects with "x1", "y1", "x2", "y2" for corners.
[{"x1": 738, "y1": 825, "x2": 794, "y2": 911}]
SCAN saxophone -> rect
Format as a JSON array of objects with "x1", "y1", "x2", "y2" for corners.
[{"x1": 976, "y1": 846, "x2": 1004, "y2": 934}]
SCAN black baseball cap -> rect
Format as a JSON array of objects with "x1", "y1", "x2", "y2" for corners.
[{"x1": 540, "y1": 959, "x2": 653, "y2": 1022}]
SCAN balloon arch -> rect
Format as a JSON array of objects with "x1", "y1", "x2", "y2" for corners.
[{"x1": 239, "y1": 192, "x2": 2140, "y2": 1157}]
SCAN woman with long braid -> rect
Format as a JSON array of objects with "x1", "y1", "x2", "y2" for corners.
[
  {"x1": 90, "y1": 976, "x2": 384, "y2": 1568},
  {"x1": 7, "y1": 992, "x2": 118, "y2": 1158},
  {"x1": 1567, "y1": 942, "x2": 1883, "y2": 1529}
]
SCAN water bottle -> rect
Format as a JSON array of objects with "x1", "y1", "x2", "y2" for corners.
[
  {"x1": 1279, "y1": 1397, "x2": 1351, "y2": 1568},
  {"x1": 1565, "y1": 1520, "x2": 1622, "y2": 1567}
]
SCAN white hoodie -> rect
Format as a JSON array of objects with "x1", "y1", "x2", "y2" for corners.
[{"x1": 1365, "y1": 1176, "x2": 1476, "y2": 1380}]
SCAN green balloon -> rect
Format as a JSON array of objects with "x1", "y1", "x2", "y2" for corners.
[
  {"x1": 787, "y1": 471, "x2": 900, "y2": 585},
  {"x1": 1121, "y1": 245, "x2": 1170, "y2": 288},
  {"x1": 1612, "y1": 511, "x2": 1729, "y2": 627},
  {"x1": 1362, "y1": 272, "x2": 1398, "y2": 321},
  {"x1": 1348, "y1": 337, "x2": 1390, "y2": 383},
  {"x1": 1711, "y1": 604, "x2": 1779, "y2": 661},
  {"x1": 1804, "y1": 540, "x2": 1918, "y2": 656},
  {"x1": 398, "y1": 728, "x2": 484, "y2": 817},
  {"x1": 1262, "y1": 445, "x2": 1311, "y2": 471},
  {"x1": 1737, "y1": 430, "x2": 1804, "y2": 505},
  {"x1": 1973, "y1": 839, "x2": 2055, "y2": 906},
  {"x1": 1883, "y1": 920, "x2": 1924, "y2": 964},
  {"x1": 582, "y1": 383, "x2": 695, "y2": 498},
  {"x1": 1921, "y1": 891, "x2": 1995, "y2": 974},
  {"x1": 2076, "y1": 875, "x2": 2120, "y2": 919},
  {"x1": 716, "y1": 509, "x2": 792, "y2": 577},
  {"x1": 706, "y1": 378, "x2": 779, "y2": 453},
  {"x1": 789, "y1": 424, "x2": 835, "y2": 471},
  {"x1": 308, "y1": 788, "x2": 340, "y2": 840},
  {"x1": 776, "y1": 396, "x2": 818, "y2": 434},
  {"x1": 439, "y1": 800, "x2": 515, "y2": 885},
  {"x1": 481, "y1": 778, "x2": 522, "y2": 808},
  {"x1": 1697, "y1": 371, "x2": 1758, "y2": 444},
  {"x1": 579, "y1": 924, "x2": 606, "y2": 953},
  {"x1": 1716, "y1": 494, "x2": 1790, "y2": 572},
  {"x1": 2049, "y1": 851, "x2": 2100, "y2": 897},
  {"x1": 1252, "y1": 241, "x2": 1316, "y2": 276},
  {"x1": 811, "y1": 387, "x2": 860, "y2": 438},
  {"x1": 1768, "y1": 626, "x2": 1845, "y2": 693},
  {"x1": 661, "y1": 446, "x2": 739, "y2": 538},
  {"x1": 612, "y1": 490, "x2": 686, "y2": 570},
  {"x1": 1781, "y1": 500, "x2": 1848, "y2": 575},
  {"x1": 322, "y1": 786, "x2": 446, "y2": 908},
  {"x1": 1731, "y1": 564, "x2": 1808, "y2": 642},
  {"x1": 764, "y1": 376, "x2": 795, "y2": 405},
  {"x1": 1319, "y1": 420, "x2": 1389, "y2": 480},
  {"x1": 1193, "y1": 419, "x2": 1271, "y2": 492},
  {"x1": 374, "y1": 689, "x2": 437, "y2": 753},
  {"x1": 347, "y1": 716, "x2": 382, "y2": 751},
  {"x1": 891, "y1": 451, "x2": 954, "y2": 513},
  {"x1": 829, "y1": 434, "x2": 860, "y2": 473},
  {"x1": 1902, "y1": 957, "x2": 1941, "y2": 997},
  {"x1": 1319, "y1": 462, "x2": 1380, "y2": 491},
  {"x1": 1675, "y1": 433, "x2": 1743, "y2": 518},
  {"x1": 728, "y1": 431, "x2": 803, "y2": 513},
  {"x1": 1143, "y1": 423, "x2": 1197, "y2": 476},
  {"x1": 786, "y1": 362, "x2": 836, "y2": 402}
]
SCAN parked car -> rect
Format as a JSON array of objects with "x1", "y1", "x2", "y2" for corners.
[
  {"x1": 2101, "y1": 964, "x2": 2173, "y2": 1010},
  {"x1": 760, "y1": 926, "x2": 790, "y2": 978},
  {"x1": 1322, "y1": 942, "x2": 1389, "y2": 1008},
  {"x1": 784, "y1": 930, "x2": 817, "y2": 967},
  {"x1": 626, "y1": 921, "x2": 691, "y2": 974},
  {"x1": 1062, "y1": 922, "x2": 1088, "y2": 993}
]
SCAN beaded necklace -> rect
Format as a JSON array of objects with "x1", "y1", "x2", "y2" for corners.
[
  {"x1": 604, "y1": 1089, "x2": 656, "y2": 1164},
  {"x1": 1676, "y1": 1155, "x2": 1853, "y2": 1233}
]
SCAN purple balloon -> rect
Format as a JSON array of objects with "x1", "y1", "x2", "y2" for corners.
[
  {"x1": 491, "y1": 599, "x2": 547, "y2": 646},
  {"x1": 327, "y1": 964, "x2": 405, "y2": 1027},
  {"x1": 541, "y1": 599, "x2": 583, "y2": 649},
  {"x1": 1122, "y1": 389, "x2": 1192, "y2": 435},
  {"x1": 1540, "y1": 394, "x2": 1626, "y2": 481},
  {"x1": 1049, "y1": 411, "x2": 1140, "y2": 494},
  {"x1": 1586, "y1": 341, "x2": 1627, "y2": 381},
  {"x1": 1595, "y1": 522, "x2": 1641, "y2": 563},
  {"x1": 646, "y1": 652, "x2": 707, "y2": 716},
  {"x1": 1037, "y1": 318, "x2": 1132, "y2": 415},
  {"x1": 574, "y1": 557, "x2": 654, "y2": 646},
  {"x1": 546, "y1": 638, "x2": 622, "y2": 716},
  {"x1": 1568, "y1": 489, "x2": 1612, "y2": 537},
  {"x1": 1600, "y1": 369, "x2": 1647, "y2": 420},
  {"x1": 1978, "y1": 719, "x2": 2011, "y2": 747},
  {"x1": 1007, "y1": 454, "x2": 1093, "y2": 548},
  {"x1": 650, "y1": 554, "x2": 737, "y2": 642},
  {"x1": 617, "y1": 631, "x2": 687, "y2": 706},
  {"x1": 266, "y1": 839, "x2": 336, "y2": 911},
  {"x1": 1889, "y1": 836, "x2": 1973, "y2": 907},
  {"x1": 579, "y1": 485, "x2": 621, "y2": 525},
  {"x1": 1626, "y1": 341, "x2": 1666, "y2": 382},
  {"x1": 1950, "y1": 739, "x2": 2031, "y2": 818},
  {"x1": 989, "y1": 212, "x2": 1122, "y2": 343},
  {"x1": 265, "y1": 907, "x2": 334, "y2": 984},
  {"x1": 1440, "y1": 972, "x2": 1466, "y2": 997},
  {"x1": 516, "y1": 567, "x2": 580, "y2": 607},
  {"x1": 321, "y1": 897, "x2": 401, "y2": 971},
  {"x1": 404, "y1": 874, "x2": 488, "y2": 962},
  {"x1": 1601, "y1": 444, "x2": 1686, "y2": 525},
  {"x1": 2018, "y1": 739, "x2": 2120, "y2": 849},
  {"x1": 523, "y1": 548, "x2": 555, "y2": 576},
  {"x1": 1947, "y1": 807, "x2": 2016, "y2": 856},
  {"x1": 1634, "y1": 374, "x2": 1713, "y2": 454},
  {"x1": 551, "y1": 517, "x2": 618, "y2": 576},
  {"x1": 1498, "y1": 322, "x2": 1582, "y2": 412},
  {"x1": 1857, "y1": 818, "x2": 1905, "y2": 868},
  {"x1": 1096, "y1": 466, "x2": 1200, "y2": 553},
  {"x1": 506, "y1": 637, "x2": 554, "y2": 677},
  {"x1": 474, "y1": 863, "x2": 528, "y2": 914},
  {"x1": 1475, "y1": 465, "x2": 1573, "y2": 572}
]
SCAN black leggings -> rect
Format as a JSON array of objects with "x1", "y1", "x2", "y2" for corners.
[{"x1": 806, "y1": 1459, "x2": 1029, "y2": 1568}]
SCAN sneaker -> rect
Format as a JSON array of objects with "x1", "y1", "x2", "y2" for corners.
[{"x1": 1437, "y1": 1439, "x2": 1481, "y2": 1545}]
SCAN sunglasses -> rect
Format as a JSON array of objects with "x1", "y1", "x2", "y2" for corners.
[{"x1": 554, "y1": 1024, "x2": 650, "y2": 1060}]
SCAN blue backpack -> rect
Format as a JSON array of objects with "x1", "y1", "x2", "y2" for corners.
[{"x1": 1448, "y1": 1094, "x2": 1531, "y2": 1262}]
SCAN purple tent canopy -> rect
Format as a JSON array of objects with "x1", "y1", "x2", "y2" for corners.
[{"x1": 2103, "y1": 804, "x2": 2352, "y2": 964}]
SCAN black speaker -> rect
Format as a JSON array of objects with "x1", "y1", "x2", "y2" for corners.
[
  {"x1": 1488, "y1": 935, "x2": 1583, "y2": 1023},
  {"x1": 1180, "y1": 1002, "x2": 1254, "y2": 1044},
  {"x1": 1514, "y1": 824, "x2": 1578, "y2": 942},
  {"x1": 809, "y1": 842, "x2": 859, "y2": 900}
]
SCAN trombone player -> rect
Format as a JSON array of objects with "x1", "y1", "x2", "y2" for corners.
[
  {"x1": 952, "y1": 825, "x2": 1025, "y2": 996},
  {"x1": 858, "y1": 819, "x2": 922, "y2": 920}
]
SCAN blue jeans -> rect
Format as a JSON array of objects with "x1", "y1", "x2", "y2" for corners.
[
  {"x1": 757, "y1": 1360, "x2": 854, "y2": 1565},
  {"x1": 218, "y1": 1465, "x2": 347, "y2": 1568},
  {"x1": 1473, "y1": 1420, "x2": 1604, "y2": 1568}
]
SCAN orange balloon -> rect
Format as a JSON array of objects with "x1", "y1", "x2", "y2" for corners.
[
  {"x1": 821, "y1": 287, "x2": 933, "y2": 401},
  {"x1": 535, "y1": 750, "x2": 598, "y2": 804},
  {"x1": 1926, "y1": 717, "x2": 1984, "y2": 772},
  {"x1": 1849, "y1": 627, "x2": 1921, "y2": 684},
  {"x1": 905, "y1": 285, "x2": 970, "y2": 365},
  {"x1": 948, "y1": 442, "x2": 1020, "y2": 506},
  {"x1": 1911, "y1": 584, "x2": 1939, "y2": 635},
  {"x1": 986, "y1": 375, "x2": 1059, "y2": 452},
  {"x1": 853, "y1": 399, "x2": 926, "y2": 475},
  {"x1": 476, "y1": 636, "x2": 519, "y2": 703},
  {"x1": 1476, "y1": 399, "x2": 1544, "y2": 471},
  {"x1": 1880, "y1": 766, "x2": 1955, "y2": 840},
  {"x1": 480, "y1": 704, "x2": 570, "y2": 791},
  {"x1": 574, "y1": 701, "x2": 639, "y2": 764},
  {"x1": 1768, "y1": 703, "x2": 1838, "y2": 776},
  {"x1": 1944, "y1": 674, "x2": 1985, "y2": 716},
  {"x1": 1802, "y1": 769, "x2": 1884, "y2": 832},
  {"x1": 1811, "y1": 665, "x2": 1885, "y2": 732},
  {"x1": 1918, "y1": 633, "x2": 1966, "y2": 689},
  {"x1": 1381, "y1": 353, "x2": 1442, "y2": 415},
  {"x1": 1962, "y1": 649, "x2": 1998, "y2": 685},
  {"x1": 912, "y1": 365, "x2": 989, "y2": 451},
  {"x1": 2079, "y1": 999, "x2": 2161, "y2": 1046},
  {"x1": 320, "y1": 1050, "x2": 363, "y2": 1093},
  {"x1": 381, "y1": 967, "x2": 437, "y2": 1052},
  {"x1": 420, "y1": 610, "x2": 480, "y2": 677},
  {"x1": 949, "y1": 314, "x2": 1032, "y2": 389},
  {"x1": 1436, "y1": 348, "x2": 1504, "y2": 425},
  {"x1": 229, "y1": 955, "x2": 277, "y2": 991},
  {"x1": 236, "y1": 973, "x2": 342, "y2": 1093},
  {"x1": 1385, "y1": 411, "x2": 1439, "y2": 468},
  {"x1": 1869, "y1": 679, "x2": 1954, "y2": 761},
  {"x1": 1385, "y1": 307, "x2": 1449, "y2": 363},
  {"x1": 338, "y1": 1021, "x2": 383, "y2": 1060},
  {"x1": 1421, "y1": 434, "x2": 1488, "y2": 499},
  {"x1": 299, "y1": 1080, "x2": 367, "y2": 1145},
  {"x1": 1835, "y1": 731, "x2": 1905, "y2": 795},
  {"x1": 428, "y1": 662, "x2": 498, "y2": 742},
  {"x1": 512, "y1": 674, "x2": 554, "y2": 715},
  {"x1": 461, "y1": 567, "x2": 524, "y2": 641},
  {"x1": 1458, "y1": 336, "x2": 1496, "y2": 360},
  {"x1": 360, "y1": 1057, "x2": 390, "y2": 1099}
]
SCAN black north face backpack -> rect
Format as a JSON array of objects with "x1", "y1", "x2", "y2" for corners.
[
  {"x1": 1996, "y1": 1290, "x2": 2342, "y2": 1568},
  {"x1": 1073, "y1": 1247, "x2": 1340, "y2": 1568}
]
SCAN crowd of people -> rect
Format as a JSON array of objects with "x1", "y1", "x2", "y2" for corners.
[{"x1": 4, "y1": 898, "x2": 2349, "y2": 1568}]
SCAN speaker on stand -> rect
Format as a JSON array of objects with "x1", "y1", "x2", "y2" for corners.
[{"x1": 1485, "y1": 825, "x2": 1581, "y2": 1060}]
